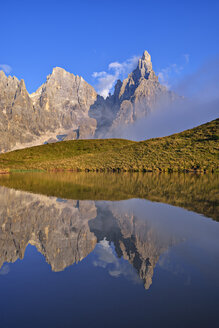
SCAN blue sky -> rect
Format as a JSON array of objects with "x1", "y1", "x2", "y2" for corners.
[{"x1": 1, "y1": 0, "x2": 219, "y2": 94}]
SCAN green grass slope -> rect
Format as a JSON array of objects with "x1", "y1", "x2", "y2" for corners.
[{"x1": 0, "y1": 119, "x2": 218, "y2": 172}]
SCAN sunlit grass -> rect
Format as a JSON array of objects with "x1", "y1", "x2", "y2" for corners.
[{"x1": 0, "y1": 119, "x2": 218, "y2": 172}]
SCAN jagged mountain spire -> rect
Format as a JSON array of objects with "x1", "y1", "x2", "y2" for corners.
[
  {"x1": 132, "y1": 50, "x2": 157, "y2": 82},
  {"x1": 91, "y1": 50, "x2": 175, "y2": 136}
]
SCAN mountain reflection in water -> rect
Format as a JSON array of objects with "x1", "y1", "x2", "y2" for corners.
[
  {"x1": 0, "y1": 186, "x2": 176, "y2": 289},
  {"x1": 0, "y1": 173, "x2": 218, "y2": 328}
]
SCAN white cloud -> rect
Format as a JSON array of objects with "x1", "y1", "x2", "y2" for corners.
[
  {"x1": 0, "y1": 64, "x2": 12, "y2": 74},
  {"x1": 92, "y1": 55, "x2": 140, "y2": 98},
  {"x1": 93, "y1": 238, "x2": 141, "y2": 284}
]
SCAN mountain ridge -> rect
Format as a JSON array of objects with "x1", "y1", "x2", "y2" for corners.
[{"x1": 0, "y1": 51, "x2": 175, "y2": 152}]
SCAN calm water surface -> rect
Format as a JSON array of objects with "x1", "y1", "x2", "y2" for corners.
[{"x1": 0, "y1": 173, "x2": 218, "y2": 328}]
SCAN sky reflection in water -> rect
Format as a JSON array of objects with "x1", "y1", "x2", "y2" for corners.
[{"x1": 0, "y1": 173, "x2": 218, "y2": 328}]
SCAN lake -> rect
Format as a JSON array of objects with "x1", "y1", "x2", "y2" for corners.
[{"x1": 0, "y1": 172, "x2": 218, "y2": 328}]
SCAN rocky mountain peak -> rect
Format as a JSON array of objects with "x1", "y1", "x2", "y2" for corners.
[
  {"x1": 0, "y1": 71, "x2": 20, "y2": 118},
  {"x1": 17, "y1": 79, "x2": 27, "y2": 92},
  {"x1": 46, "y1": 67, "x2": 87, "y2": 89},
  {"x1": 132, "y1": 50, "x2": 157, "y2": 82},
  {"x1": 111, "y1": 50, "x2": 158, "y2": 102},
  {"x1": 51, "y1": 66, "x2": 72, "y2": 78},
  {"x1": 0, "y1": 71, "x2": 19, "y2": 87},
  {"x1": 142, "y1": 50, "x2": 151, "y2": 62},
  {"x1": 52, "y1": 66, "x2": 66, "y2": 74},
  {"x1": 90, "y1": 50, "x2": 174, "y2": 137},
  {"x1": 0, "y1": 70, "x2": 6, "y2": 80},
  {"x1": 14, "y1": 79, "x2": 30, "y2": 102}
]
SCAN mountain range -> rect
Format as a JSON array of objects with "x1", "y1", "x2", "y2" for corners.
[{"x1": 0, "y1": 51, "x2": 175, "y2": 152}]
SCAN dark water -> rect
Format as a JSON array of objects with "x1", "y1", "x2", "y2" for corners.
[{"x1": 0, "y1": 173, "x2": 218, "y2": 328}]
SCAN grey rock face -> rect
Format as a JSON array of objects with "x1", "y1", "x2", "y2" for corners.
[
  {"x1": 0, "y1": 72, "x2": 40, "y2": 152},
  {"x1": 91, "y1": 51, "x2": 176, "y2": 136},
  {"x1": 0, "y1": 50, "x2": 177, "y2": 152},
  {"x1": 31, "y1": 67, "x2": 97, "y2": 130},
  {"x1": 0, "y1": 68, "x2": 97, "y2": 152}
]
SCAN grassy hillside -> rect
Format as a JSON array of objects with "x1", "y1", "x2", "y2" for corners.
[{"x1": 0, "y1": 119, "x2": 218, "y2": 172}]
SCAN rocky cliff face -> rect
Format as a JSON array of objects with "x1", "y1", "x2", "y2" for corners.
[
  {"x1": 0, "y1": 68, "x2": 97, "y2": 152},
  {"x1": 0, "y1": 51, "x2": 176, "y2": 152},
  {"x1": 0, "y1": 72, "x2": 40, "y2": 152},
  {"x1": 30, "y1": 67, "x2": 97, "y2": 134}
]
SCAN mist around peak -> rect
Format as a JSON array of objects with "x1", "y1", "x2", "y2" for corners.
[{"x1": 108, "y1": 58, "x2": 219, "y2": 141}]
